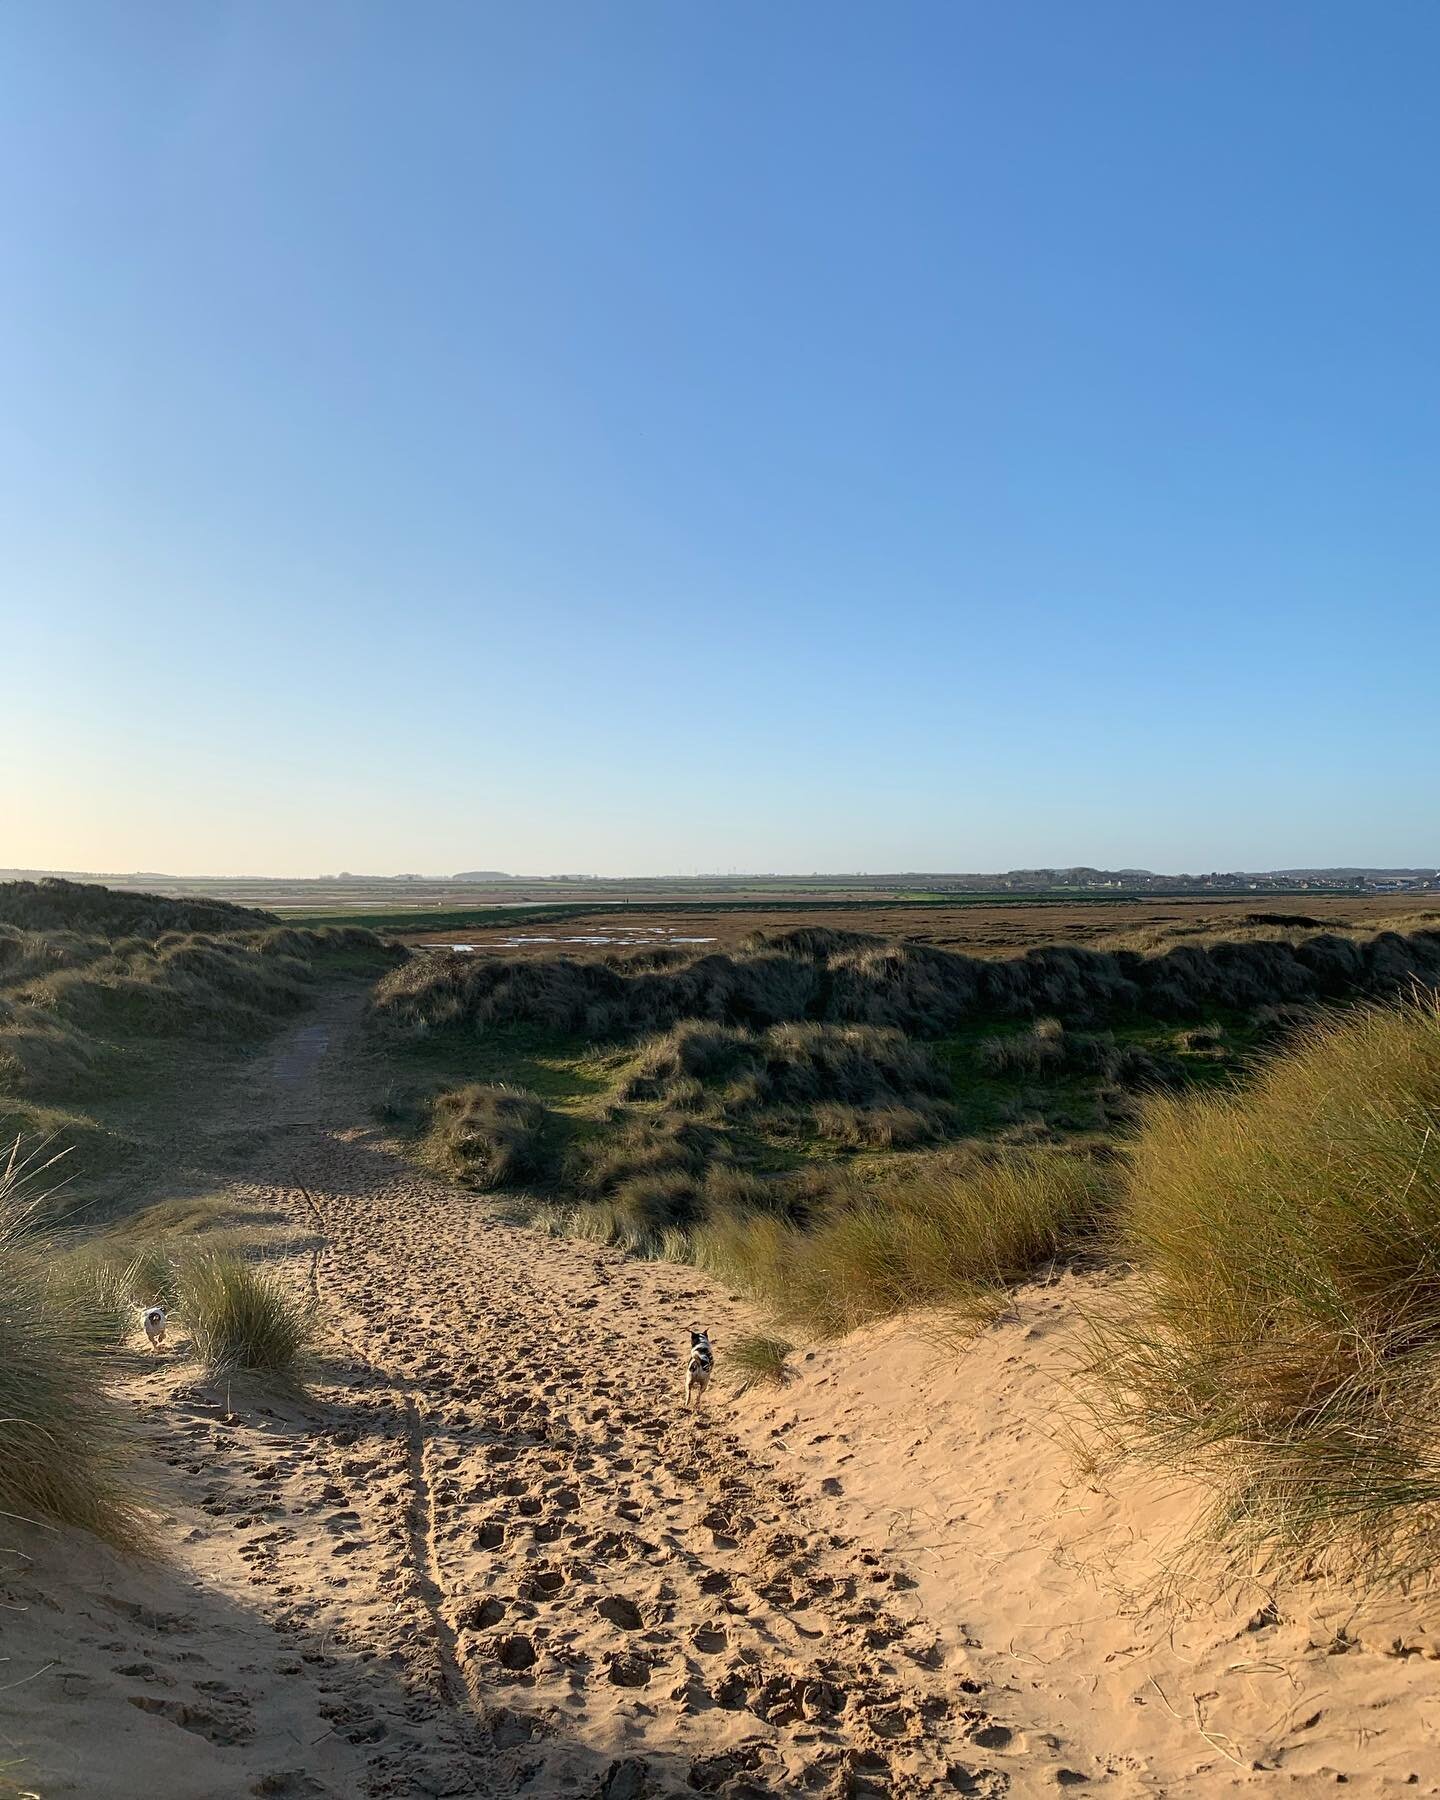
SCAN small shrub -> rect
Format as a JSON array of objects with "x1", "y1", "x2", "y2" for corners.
[{"x1": 175, "y1": 1252, "x2": 313, "y2": 1383}]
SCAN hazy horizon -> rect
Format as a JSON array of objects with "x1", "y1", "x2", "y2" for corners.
[
  {"x1": 5, "y1": 859, "x2": 1436, "y2": 885},
  {"x1": 5, "y1": 3, "x2": 1438, "y2": 875}
]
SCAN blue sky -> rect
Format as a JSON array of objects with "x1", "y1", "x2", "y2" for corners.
[{"x1": 3, "y1": 1, "x2": 1437, "y2": 876}]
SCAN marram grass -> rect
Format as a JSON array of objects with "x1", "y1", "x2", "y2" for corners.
[
  {"x1": 1085, "y1": 995, "x2": 1440, "y2": 1575},
  {"x1": 175, "y1": 1251, "x2": 314, "y2": 1385},
  {"x1": 0, "y1": 1141, "x2": 145, "y2": 1543}
]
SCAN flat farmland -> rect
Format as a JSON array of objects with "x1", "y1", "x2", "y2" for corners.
[{"x1": 402, "y1": 892, "x2": 1437, "y2": 959}]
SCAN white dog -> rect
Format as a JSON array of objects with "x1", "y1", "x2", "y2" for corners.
[
  {"x1": 685, "y1": 1330, "x2": 714, "y2": 1410},
  {"x1": 141, "y1": 1305, "x2": 167, "y2": 1350}
]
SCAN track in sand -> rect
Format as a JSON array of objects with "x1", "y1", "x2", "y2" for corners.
[{"x1": 5, "y1": 990, "x2": 1063, "y2": 1798}]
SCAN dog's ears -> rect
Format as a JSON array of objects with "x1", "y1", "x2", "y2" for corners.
[{"x1": 690, "y1": 1330, "x2": 702, "y2": 1346}]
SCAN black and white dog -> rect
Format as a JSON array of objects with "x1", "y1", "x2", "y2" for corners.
[
  {"x1": 141, "y1": 1305, "x2": 167, "y2": 1350},
  {"x1": 685, "y1": 1330, "x2": 714, "y2": 1410}
]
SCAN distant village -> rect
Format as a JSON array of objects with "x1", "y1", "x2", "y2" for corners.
[{"x1": 978, "y1": 868, "x2": 1440, "y2": 895}]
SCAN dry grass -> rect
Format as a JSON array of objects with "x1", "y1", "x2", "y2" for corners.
[
  {"x1": 373, "y1": 920, "x2": 1440, "y2": 1045},
  {"x1": 175, "y1": 1252, "x2": 314, "y2": 1385},
  {"x1": 423, "y1": 1083, "x2": 554, "y2": 1190},
  {"x1": 724, "y1": 1333, "x2": 795, "y2": 1392},
  {"x1": 693, "y1": 1146, "x2": 1103, "y2": 1338},
  {"x1": 1085, "y1": 995, "x2": 1440, "y2": 1574},
  {"x1": 0, "y1": 1141, "x2": 144, "y2": 1543}
]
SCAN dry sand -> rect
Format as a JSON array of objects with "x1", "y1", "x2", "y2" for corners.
[
  {"x1": 1, "y1": 996, "x2": 1017, "y2": 1797},
  {"x1": 5, "y1": 994, "x2": 1438, "y2": 1796},
  {"x1": 738, "y1": 1286, "x2": 1440, "y2": 1795}
]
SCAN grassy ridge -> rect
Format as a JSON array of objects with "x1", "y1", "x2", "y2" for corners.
[
  {"x1": 373, "y1": 920, "x2": 1440, "y2": 1040},
  {"x1": 0, "y1": 876, "x2": 276, "y2": 935},
  {"x1": 0, "y1": 879, "x2": 399, "y2": 1187}
]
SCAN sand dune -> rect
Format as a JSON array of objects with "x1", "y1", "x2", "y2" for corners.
[
  {"x1": 2, "y1": 996, "x2": 1023, "y2": 1796},
  {"x1": 4, "y1": 994, "x2": 1436, "y2": 1797},
  {"x1": 739, "y1": 1287, "x2": 1440, "y2": 1794}
]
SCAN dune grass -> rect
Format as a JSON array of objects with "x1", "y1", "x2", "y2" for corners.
[
  {"x1": 372, "y1": 918, "x2": 1440, "y2": 1044},
  {"x1": 422, "y1": 1082, "x2": 556, "y2": 1190},
  {"x1": 724, "y1": 1332, "x2": 795, "y2": 1393},
  {"x1": 175, "y1": 1251, "x2": 314, "y2": 1385},
  {"x1": 691, "y1": 1145, "x2": 1104, "y2": 1339},
  {"x1": 0, "y1": 1141, "x2": 144, "y2": 1543},
  {"x1": 1086, "y1": 995, "x2": 1440, "y2": 1574}
]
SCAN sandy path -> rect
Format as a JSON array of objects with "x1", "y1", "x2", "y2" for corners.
[{"x1": 4, "y1": 990, "x2": 1066, "y2": 1798}]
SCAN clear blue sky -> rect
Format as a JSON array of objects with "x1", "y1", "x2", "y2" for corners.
[{"x1": 3, "y1": 1, "x2": 1437, "y2": 876}]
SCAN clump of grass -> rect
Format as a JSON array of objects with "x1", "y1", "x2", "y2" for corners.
[
  {"x1": 175, "y1": 1252, "x2": 314, "y2": 1384},
  {"x1": 625, "y1": 1019, "x2": 948, "y2": 1118},
  {"x1": 978, "y1": 1017, "x2": 1068, "y2": 1074},
  {"x1": 567, "y1": 1110, "x2": 720, "y2": 1197},
  {"x1": 809, "y1": 1100, "x2": 946, "y2": 1148},
  {"x1": 725, "y1": 1333, "x2": 795, "y2": 1393},
  {"x1": 701, "y1": 1163, "x2": 794, "y2": 1215},
  {"x1": 558, "y1": 1175, "x2": 703, "y2": 1259},
  {"x1": 0, "y1": 1141, "x2": 143, "y2": 1541},
  {"x1": 690, "y1": 1146, "x2": 1102, "y2": 1338},
  {"x1": 1085, "y1": 995, "x2": 1440, "y2": 1575},
  {"x1": 424, "y1": 1084, "x2": 554, "y2": 1190}
]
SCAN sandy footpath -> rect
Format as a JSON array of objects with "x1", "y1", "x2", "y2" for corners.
[
  {"x1": 1, "y1": 994, "x2": 1044, "y2": 1798},
  {"x1": 7, "y1": 991, "x2": 1439, "y2": 1797}
]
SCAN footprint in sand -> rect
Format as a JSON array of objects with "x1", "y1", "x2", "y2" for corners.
[
  {"x1": 457, "y1": 1596, "x2": 506, "y2": 1630},
  {"x1": 596, "y1": 1594, "x2": 643, "y2": 1630}
]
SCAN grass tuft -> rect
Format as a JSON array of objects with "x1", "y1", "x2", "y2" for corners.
[
  {"x1": 724, "y1": 1333, "x2": 795, "y2": 1392},
  {"x1": 1085, "y1": 994, "x2": 1440, "y2": 1574},
  {"x1": 0, "y1": 1140, "x2": 144, "y2": 1542},
  {"x1": 424, "y1": 1083, "x2": 554, "y2": 1190},
  {"x1": 175, "y1": 1252, "x2": 314, "y2": 1385}
]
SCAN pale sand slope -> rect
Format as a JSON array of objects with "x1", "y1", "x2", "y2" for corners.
[
  {"x1": 0, "y1": 993, "x2": 1039, "y2": 1798},
  {"x1": 737, "y1": 1283, "x2": 1440, "y2": 1796}
]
